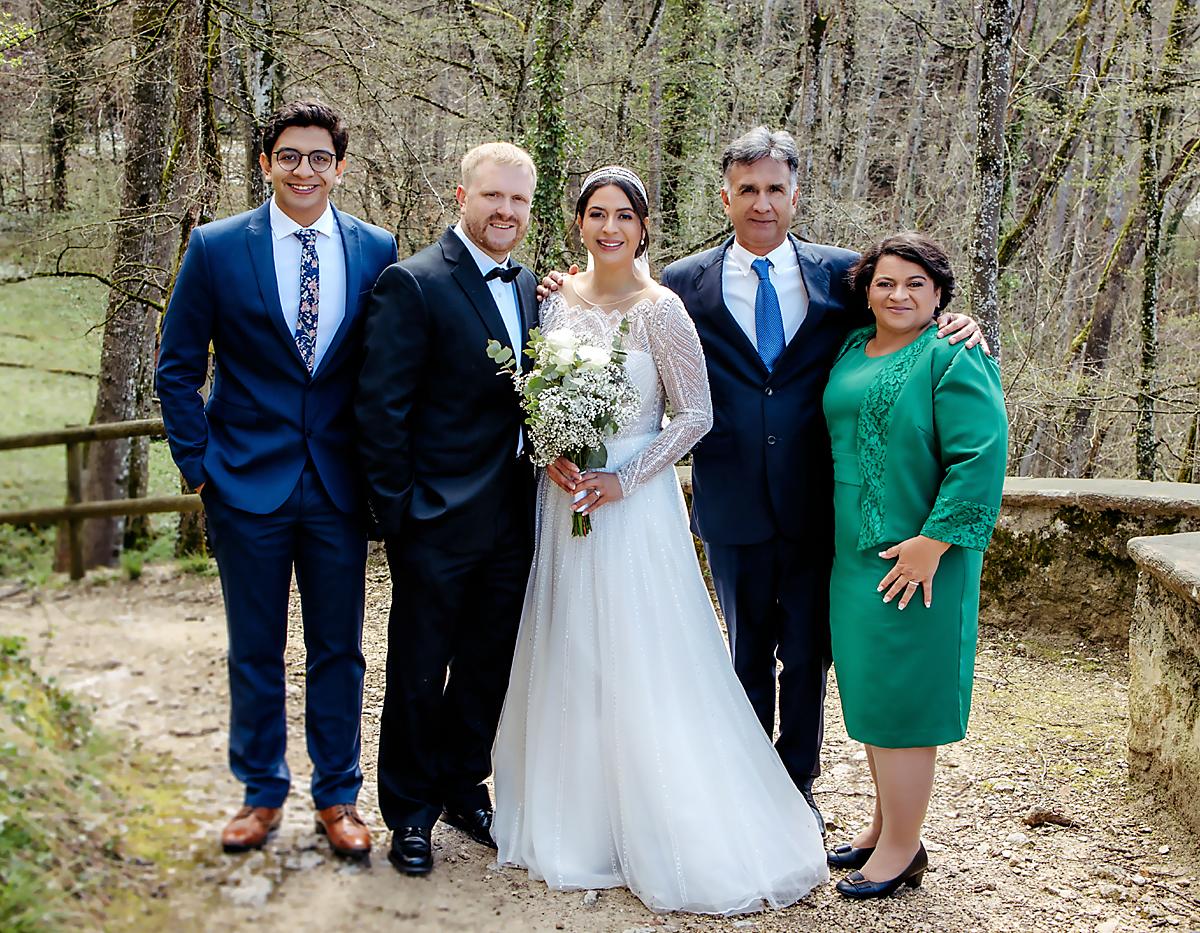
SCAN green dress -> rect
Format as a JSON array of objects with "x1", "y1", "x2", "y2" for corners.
[{"x1": 822, "y1": 326, "x2": 1007, "y2": 748}]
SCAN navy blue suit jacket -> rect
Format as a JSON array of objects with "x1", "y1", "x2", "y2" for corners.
[
  {"x1": 661, "y1": 234, "x2": 869, "y2": 547},
  {"x1": 157, "y1": 201, "x2": 398, "y2": 515}
]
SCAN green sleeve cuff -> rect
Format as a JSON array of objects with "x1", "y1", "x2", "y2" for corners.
[{"x1": 920, "y1": 494, "x2": 1000, "y2": 551}]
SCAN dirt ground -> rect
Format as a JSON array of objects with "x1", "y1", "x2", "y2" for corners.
[{"x1": 1, "y1": 555, "x2": 1198, "y2": 933}]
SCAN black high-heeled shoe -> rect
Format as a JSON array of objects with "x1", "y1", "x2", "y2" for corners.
[
  {"x1": 827, "y1": 843, "x2": 875, "y2": 869},
  {"x1": 835, "y1": 843, "x2": 928, "y2": 899}
]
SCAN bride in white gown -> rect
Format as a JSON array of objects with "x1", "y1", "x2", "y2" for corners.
[{"x1": 491, "y1": 166, "x2": 828, "y2": 915}]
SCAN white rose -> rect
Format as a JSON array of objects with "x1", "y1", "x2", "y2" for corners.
[
  {"x1": 544, "y1": 329, "x2": 579, "y2": 352},
  {"x1": 576, "y1": 345, "x2": 612, "y2": 370},
  {"x1": 552, "y1": 346, "x2": 577, "y2": 367}
]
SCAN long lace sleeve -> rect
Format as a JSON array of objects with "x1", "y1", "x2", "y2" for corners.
[{"x1": 616, "y1": 294, "x2": 713, "y2": 497}]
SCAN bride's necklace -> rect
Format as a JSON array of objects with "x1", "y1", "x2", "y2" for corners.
[{"x1": 571, "y1": 276, "x2": 651, "y2": 311}]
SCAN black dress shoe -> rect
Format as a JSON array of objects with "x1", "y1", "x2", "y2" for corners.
[
  {"x1": 441, "y1": 806, "x2": 497, "y2": 850},
  {"x1": 799, "y1": 784, "x2": 826, "y2": 836},
  {"x1": 827, "y1": 843, "x2": 875, "y2": 869},
  {"x1": 835, "y1": 843, "x2": 928, "y2": 899},
  {"x1": 388, "y1": 827, "x2": 432, "y2": 875}
]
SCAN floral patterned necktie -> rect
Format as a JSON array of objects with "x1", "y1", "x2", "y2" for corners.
[{"x1": 294, "y1": 228, "x2": 320, "y2": 372}]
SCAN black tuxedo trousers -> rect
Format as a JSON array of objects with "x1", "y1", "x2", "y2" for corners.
[{"x1": 378, "y1": 456, "x2": 534, "y2": 830}]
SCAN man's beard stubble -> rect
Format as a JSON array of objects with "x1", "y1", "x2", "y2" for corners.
[{"x1": 464, "y1": 212, "x2": 527, "y2": 257}]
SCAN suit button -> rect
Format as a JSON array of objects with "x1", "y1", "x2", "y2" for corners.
[
  {"x1": 767, "y1": 435, "x2": 776, "y2": 446},
  {"x1": 765, "y1": 387, "x2": 774, "y2": 396},
  {"x1": 305, "y1": 429, "x2": 313, "y2": 438}
]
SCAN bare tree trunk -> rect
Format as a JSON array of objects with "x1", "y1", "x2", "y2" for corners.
[
  {"x1": 39, "y1": 0, "x2": 93, "y2": 211},
  {"x1": 1133, "y1": 0, "x2": 1162, "y2": 480},
  {"x1": 798, "y1": 0, "x2": 830, "y2": 224},
  {"x1": 968, "y1": 0, "x2": 1014, "y2": 359},
  {"x1": 892, "y1": 19, "x2": 937, "y2": 228},
  {"x1": 80, "y1": 0, "x2": 176, "y2": 568},
  {"x1": 1061, "y1": 161, "x2": 1138, "y2": 477},
  {"x1": 616, "y1": 0, "x2": 666, "y2": 129},
  {"x1": 165, "y1": 0, "x2": 223, "y2": 556},
  {"x1": 829, "y1": 0, "x2": 856, "y2": 198},
  {"x1": 850, "y1": 35, "x2": 887, "y2": 201},
  {"x1": 229, "y1": 0, "x2": 283, "y2": 209},
  {"x1": 527, "y1": 0, "x2": 573, "y2": 271},
  {"x1": 659, "y1": 0, "x2": 706, "y2": 251}
]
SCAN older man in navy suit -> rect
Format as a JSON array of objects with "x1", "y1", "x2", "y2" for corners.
[
  {"x1": 157, "y1": 101, "x2": 397, "y2": 857},
  {"x1": 660, "y1": 127, "x2": 983, "y2": 835}
]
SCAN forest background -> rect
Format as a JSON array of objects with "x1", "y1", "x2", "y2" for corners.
[{"x1": 0, "y1": 0, "x2": 1197, "y2": 573}]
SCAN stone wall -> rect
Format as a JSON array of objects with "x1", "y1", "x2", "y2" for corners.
[
  {"x1": 981, "y1": 479, "x2": 1200, "y2": 644},
  {"x1": 1126, "y1": 533, "x2": 1200, "y2": 834},
  {"x1": 674, "y1": 470, "x2": 1200, "y2": 644}
]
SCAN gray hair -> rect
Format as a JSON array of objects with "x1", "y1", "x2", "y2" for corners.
[{"x1": 720, "y1": 127, "x2": 800, "y2": 192}]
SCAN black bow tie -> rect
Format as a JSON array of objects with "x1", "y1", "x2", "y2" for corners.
[{"x1": 484, "y1": 263, "x2": 522, "y2": 284}]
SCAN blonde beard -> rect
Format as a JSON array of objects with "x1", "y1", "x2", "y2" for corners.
[{"x1": 462, "y1": 214, "x2": 527, "y2": 259}]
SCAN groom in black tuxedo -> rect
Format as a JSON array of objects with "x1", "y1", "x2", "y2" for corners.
[
  {"x1": 355, "y1": 143, "x2": 538, "y2": 875},
  {"x1": 661, "y1": 127, "x2": 983, "y2": 834}
]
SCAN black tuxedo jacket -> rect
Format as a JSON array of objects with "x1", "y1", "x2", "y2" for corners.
[
  {"x1": 355, "y1": 227, "x2": 538, "y2": 549},
  {"x1": 660, "y1": 234, "x2": 869, "y2": 547}
]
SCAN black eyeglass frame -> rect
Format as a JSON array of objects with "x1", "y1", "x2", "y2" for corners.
[{"x1": 272, "y1": 148, "x2": 338, "y2": 172}]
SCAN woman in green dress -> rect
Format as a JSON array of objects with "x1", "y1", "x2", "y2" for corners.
[{"x1": 821, "y1": 233, "x2": 1007, "y2": 899}]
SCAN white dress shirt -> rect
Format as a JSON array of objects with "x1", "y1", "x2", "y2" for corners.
[
  {"x1": 721, "y1": 236, "x2": 809, "y2": 349},
  {"x1": 452, "y1": 223, "x2": 524, "y2": 355},
  {"x1": 452, "y1": 222, "x2": 525, "y2": 455},
  {"x1": 270, "y1": 197, "x2": 347, "y2": 374}
]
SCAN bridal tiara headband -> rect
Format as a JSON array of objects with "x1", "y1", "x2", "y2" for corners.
[{"x1": 582, "y1": 165, "x2": 649, "y2": 206}]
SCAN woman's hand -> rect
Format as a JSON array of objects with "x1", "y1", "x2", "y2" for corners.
[
  {"x1": 572, "y1": 470, "x2": 624, "y2": 515},
  {"x1": 536, "y1": 264, "x2": 580, "y2": 301},
  {"x1": 546, "y1": 456, "x2": 582, "y2": 493},
  {"x1": 876, "y1": 535, "x2": 951, "y2": 610}
]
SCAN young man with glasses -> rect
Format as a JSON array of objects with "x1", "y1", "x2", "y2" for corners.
[{"x1": 157, "y1": 100, "x2": 397, "y2": 859}]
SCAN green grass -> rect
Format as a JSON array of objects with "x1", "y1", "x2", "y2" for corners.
[
  {"x1": 176, "y1": 553, "x2": 218, "y2": 576},
  {"x1": 0, "y1": 636, "x2": 204, "y2": 930},
  {"x1": 0, "y1": 272, "x2": 180, "y2": 580}
]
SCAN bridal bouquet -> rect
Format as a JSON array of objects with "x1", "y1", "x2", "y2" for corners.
[{"x1": 487, "y1": 324, "x2": 640, "y2": 537}]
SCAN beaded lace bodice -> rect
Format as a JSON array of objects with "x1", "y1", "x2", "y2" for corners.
[{"x1": 539, "y1": 288, "x2": 713, "y2": 497}]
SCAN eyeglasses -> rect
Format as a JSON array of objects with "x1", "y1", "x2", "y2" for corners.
[{"x1": 273, "y1": 148, "x2": 337, "y2": 172}]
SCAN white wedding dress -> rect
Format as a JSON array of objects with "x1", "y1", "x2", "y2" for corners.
[{"x1": 491, "y1": 287, "x2": 829, "y2": 915}]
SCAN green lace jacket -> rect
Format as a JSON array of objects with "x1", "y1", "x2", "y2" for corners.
[{"x1": 833, "y1": 325, "x2": 1008, "y2": 552}]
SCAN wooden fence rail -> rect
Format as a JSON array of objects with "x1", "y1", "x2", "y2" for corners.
[{"x1": 0, "y1": 418, "x2": 201, "y2": 580}]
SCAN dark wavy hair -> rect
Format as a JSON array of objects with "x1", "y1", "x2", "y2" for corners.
[
  {"x1": 261, "y1": 100, "x2": 349, "y2": 161},
  {"x1": 574, "y1": 172, "x2": 651, "y2": 258},
  {"x1": 847, "y1": 232, "x2": 956, "y2": 313}
]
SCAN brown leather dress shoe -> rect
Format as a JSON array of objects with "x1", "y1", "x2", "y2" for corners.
[
  {"x1": 315, "y1": 804, "x2": 371, "y2": 858},
  {"x1": 221, "y1": 805, "x2": 282, "y2": 853}
]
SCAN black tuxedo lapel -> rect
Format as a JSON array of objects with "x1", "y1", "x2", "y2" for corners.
[
  {"x1": 697, "y1": 237, "x2": 769, "y2": 377},
  {"x1": 515, "y1": 271, "x2": 538, "y2": 373},
  {"x1": 245, "y1": 203, "x2": 308, "y2": 371},
  {"x1": 317, "y1": 206, "x2": 362, "y2": 376},
  {"x1": 441, "y1": 228, "x2": 513, "y2": 351}
]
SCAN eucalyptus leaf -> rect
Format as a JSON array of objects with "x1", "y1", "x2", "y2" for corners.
[{"x1": 584, "y1": 445, "x2": 608, "y2": 469}]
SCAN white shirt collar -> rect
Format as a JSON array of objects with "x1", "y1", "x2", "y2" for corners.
[
  {"x1": 726, "y1": 235, "x2": 797, "y2": 277},
  {"x1": 269, "y1": 196, "x2": 336, "y2": 241},
  {"x1": 453, "y1": 222, "x2": 511, "y2": 276}
]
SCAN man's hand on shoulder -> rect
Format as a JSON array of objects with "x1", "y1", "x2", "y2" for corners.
[
  {"x1": 935, "y1": 312, "x2": 991, "y2": 355},
  {"x1": 536, "y1": 265, "x2": 579, "y2": 302}
]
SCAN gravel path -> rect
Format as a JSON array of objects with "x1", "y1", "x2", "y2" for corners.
[{"x1": 1, "y1": 557, "x2": 1197, "y2": 932}]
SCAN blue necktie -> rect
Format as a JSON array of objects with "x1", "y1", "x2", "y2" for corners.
[
  {"x1": 294, "y1": 228, "x2": 320, "y2": 372},
  {"x1": 752, "y1": 257, "x2": 784, "y2": 371}
]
